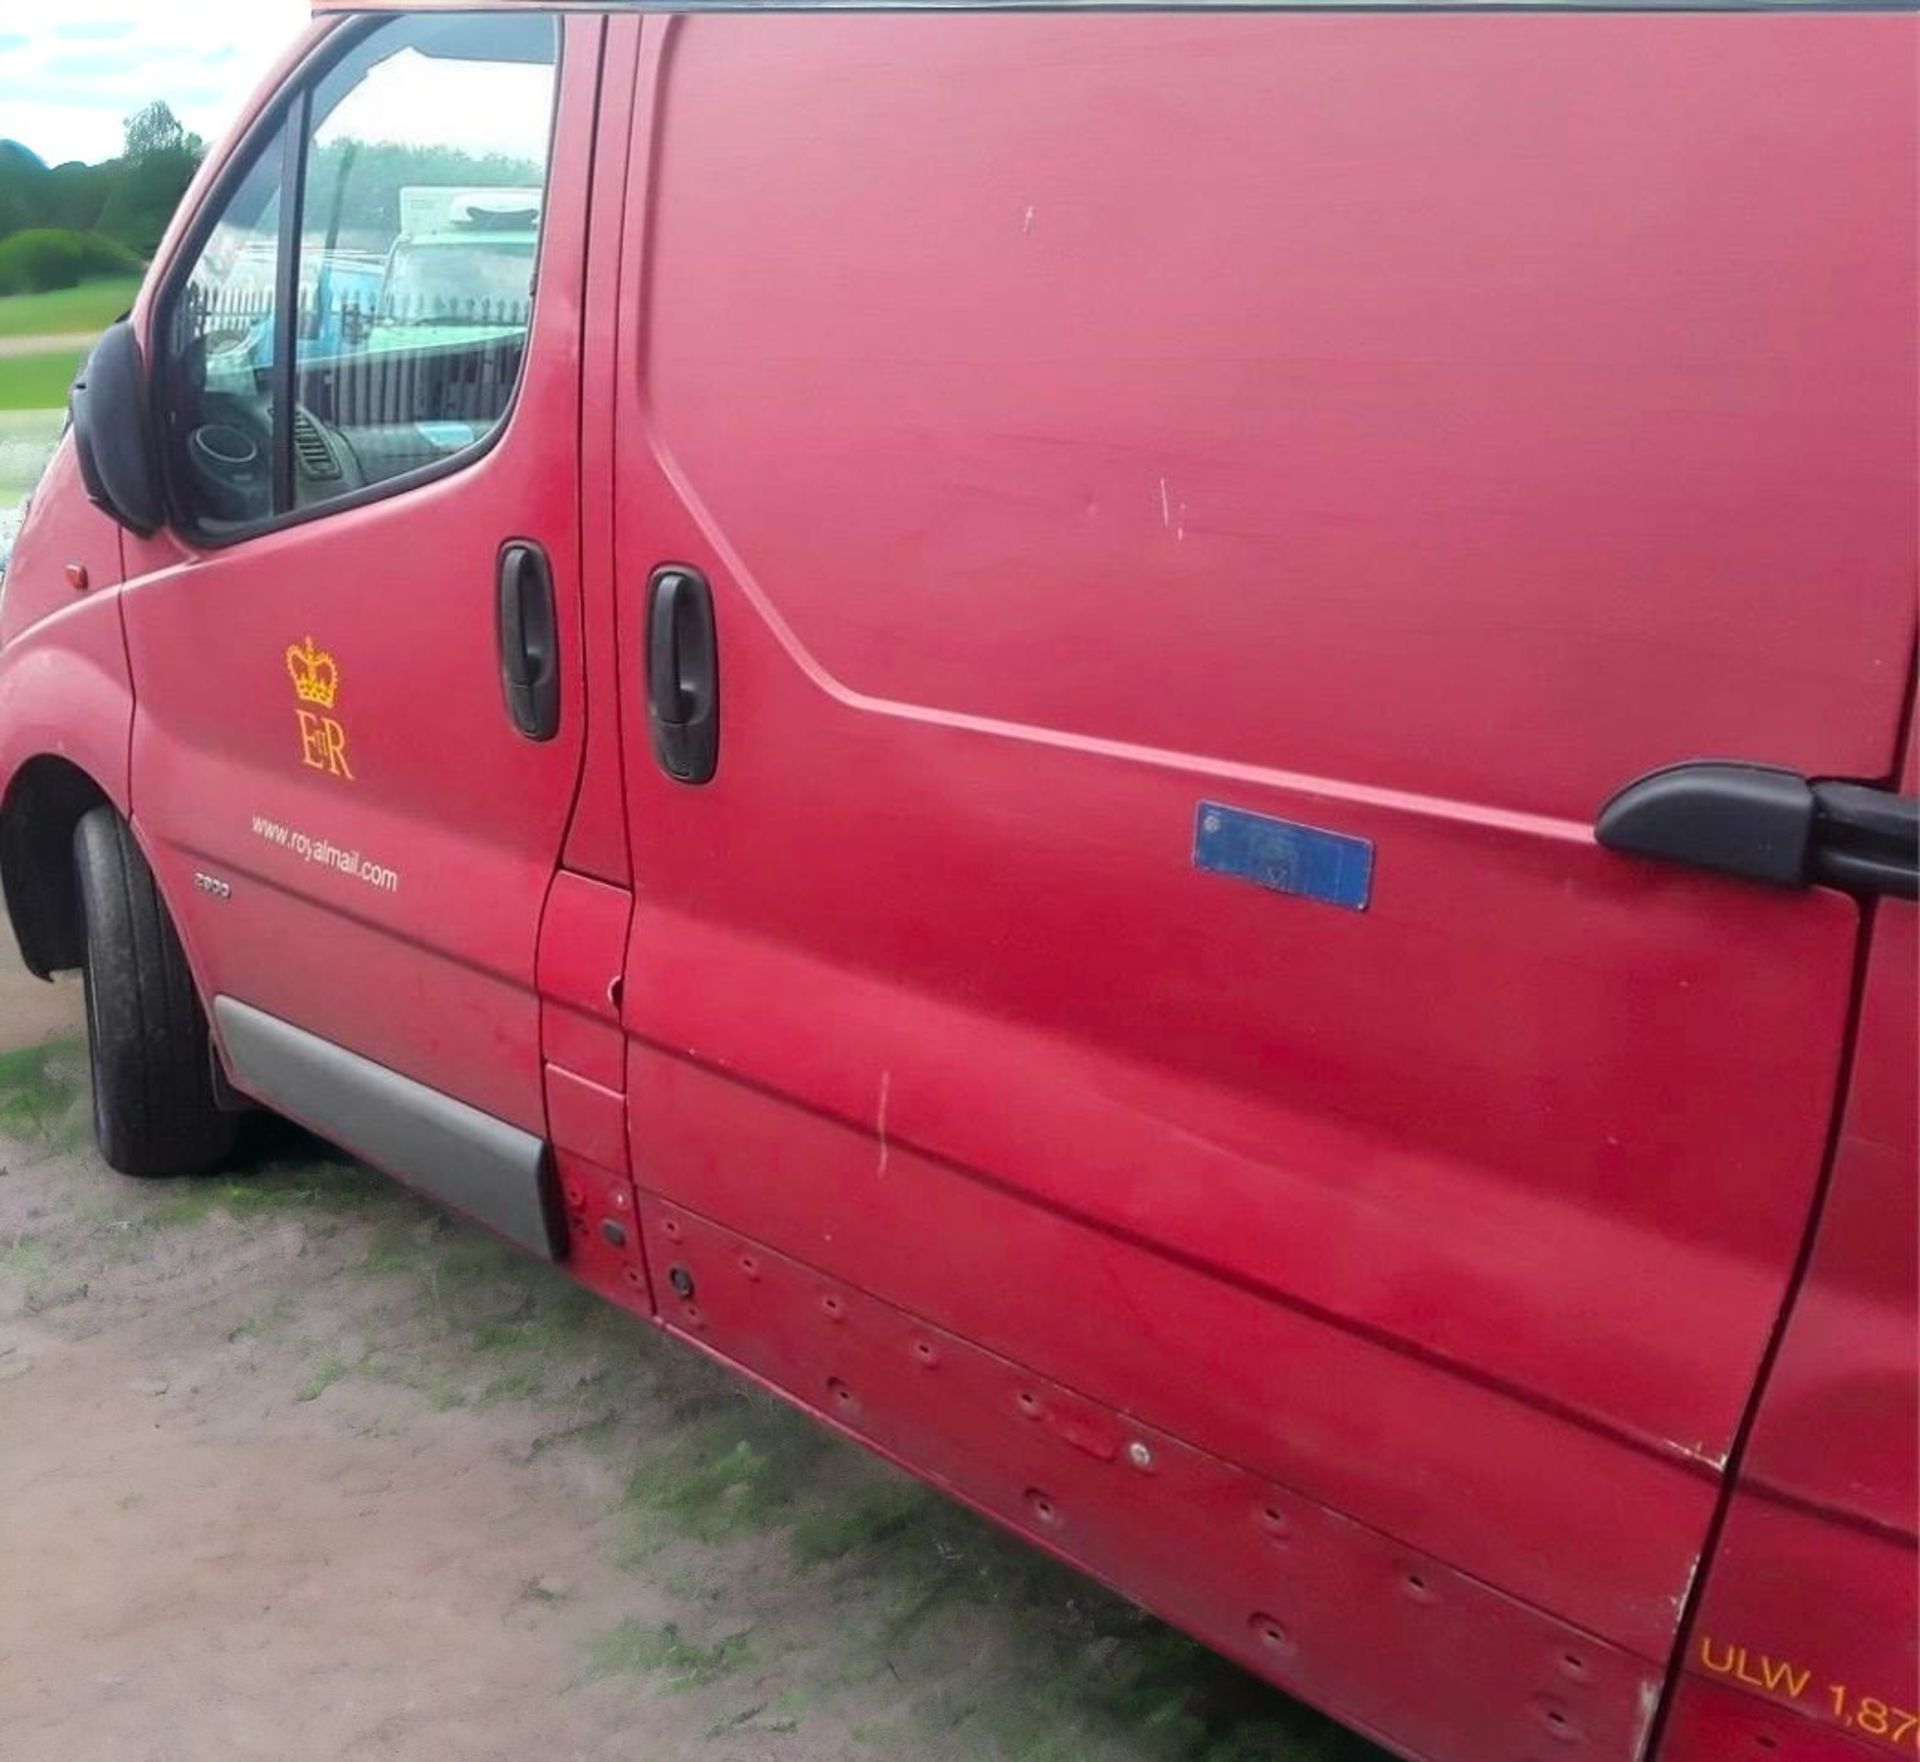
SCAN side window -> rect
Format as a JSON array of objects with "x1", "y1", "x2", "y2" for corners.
[
  {"x1": 162, "y1": 121, "x2": 290, "y2": 530},
  {"x1": 160, "y1": 15, "x2": 559, "y2": 537}
]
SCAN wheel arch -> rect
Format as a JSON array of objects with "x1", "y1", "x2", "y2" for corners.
[{"x1": 0, "y1": 755, "x2": 115, "y2": 979}]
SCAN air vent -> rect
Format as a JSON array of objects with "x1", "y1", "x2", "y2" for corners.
[{"x1": 291, "y1": 409, "x2": 340, "y2": 481}]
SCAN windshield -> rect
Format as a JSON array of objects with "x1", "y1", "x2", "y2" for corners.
[{"x1": 382, "y1": 239, "x2": 535, "y2": 314}]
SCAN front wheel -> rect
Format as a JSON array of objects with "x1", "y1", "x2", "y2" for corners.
[{"x1": 73, "y1": 807, "x2": 237, "y2": 1177}]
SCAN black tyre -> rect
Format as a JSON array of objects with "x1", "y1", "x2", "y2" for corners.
[{"x1": 73, "y1": 806, "x2": 236, "y2": 1177}]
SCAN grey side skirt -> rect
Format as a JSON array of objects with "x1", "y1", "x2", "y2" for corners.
[{"x1": 214, "y1": 997, "x2": 562, "y2": 1260}]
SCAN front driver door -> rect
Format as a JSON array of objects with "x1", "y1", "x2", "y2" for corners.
[{"x1": 120, "y1": 13, "x2": 598, "y2": 1188}]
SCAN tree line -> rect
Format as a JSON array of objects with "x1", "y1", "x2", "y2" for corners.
[
  {"x1": 0, "y1": 96, "x2": 547, "y2": 302},
  {"x1": 0, "y1": 101, "x2": 203, "y2": 295}
]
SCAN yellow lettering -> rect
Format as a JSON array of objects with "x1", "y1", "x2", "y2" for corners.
[
  {"x1": 1733, "y1": 1648, "x2": 1767, "y2": 1690},
  {"x1": 295, "y1": 710, "x2": 352, "y2": 779},
  {"x1": 321, "y1": 716, "x2": 352, "y2": 780},
  {"x1": 1760, "y1": 1656, "x2": 1810, "y2": 1700},
  {"x1": 296, "y1": 709, "x2": 330, "y2": 771},
  {"x1": 1698, "y1": 1635, "x2": 1738, "y2": 1676}
]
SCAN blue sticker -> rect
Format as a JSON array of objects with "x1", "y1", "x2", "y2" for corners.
[{"x1": 1192, "y1": 801, "x2": 1373, "y2": 912}]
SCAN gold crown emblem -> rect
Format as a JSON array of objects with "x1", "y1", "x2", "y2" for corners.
[{"x1": 285, "y1": 636, "x2": 340, "y2": 709}]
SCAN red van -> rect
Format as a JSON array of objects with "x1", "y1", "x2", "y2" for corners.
[{"x1": 1, "y1": 5, "x2": 1913, "y2": 1757}]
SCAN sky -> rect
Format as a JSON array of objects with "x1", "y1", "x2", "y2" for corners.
[{"x1": 0, "y1": 0, "x2": 313, "y2": 167}]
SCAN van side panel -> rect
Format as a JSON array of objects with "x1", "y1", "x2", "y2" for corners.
[
  {"x1": 609, "y1": 13, "x2": 1915, "y2": 1759},
  {"x1": 635, "y1": 12, "x2": 1915, "y2": 814},
  {"x1": 1664, "y1": 886, "x2": 1918, "y2": 1756}
]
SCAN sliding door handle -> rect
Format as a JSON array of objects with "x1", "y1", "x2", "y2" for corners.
[
  {"x1": 497, "y1": 540, "x2": 560, "y2": 742},
  {"x1": 1597, "y1": 761, "x2": 1917, "y2": 899},
  {"x1": 646, "y1": 564, "x2": 718, "y2": 784}
]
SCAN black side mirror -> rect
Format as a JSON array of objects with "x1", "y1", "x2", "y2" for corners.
[{"x1": 70, "y1": 320, "x2": 163, "y2": 538}]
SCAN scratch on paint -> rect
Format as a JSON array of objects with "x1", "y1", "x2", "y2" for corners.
[
  {"x1": 876, "y1": 1070, "x2": 892, "y2": 1176},
  {"x1": 1671, "y1": 1552, "x2": 1702, "y2": 1623},
  {"x1": 1633, "y1": 1678, "x2": 1661, "y2": 1761},
  {"x1": 1157, "y1": 476, "x2": 1187, "y2": 540},
  {"x1": 1663, "y1": 1436, "x2": 1728, "y2": 1472},
  {"x1": 1022, "y1": 204, "x2": 1035, "y2": 234}
]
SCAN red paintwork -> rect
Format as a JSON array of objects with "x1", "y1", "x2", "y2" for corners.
[
  {"x1": 1660, "y1": 1675, "x2": 1906, "y2": 1762},
  {"x1": 0, "y1": 436, "x2": 124, "y2": 648},
  {"x1": 538, "y1": 868, "x2": 632, "y2": 1090},
  {"x1": 540, "y1": 843, "x2": 649, "y2": 1304},
  {"x1": 0, "y1": 438, "x2": 134, "y2": 816},
  {"x1": 605, "y1": 16, "x2": 1915, "y2": 1753},
  {"x1": 116, "y1": 17, "x2": 604, "y2": 1133},
  {"x1": 0, "y1": 10, "x2": 1913, "y2": 1762},
  {"x1": 555, "y1": 1148, "x2": 651, "y2": 1310},
  {"x1": 1664, "y1": 892, "x2": 1919, "y2": 1758},
  {"x1": 646, "y1": 1193, "x2": 1665, "y2": 1761},
  {"x1": 557, "y1": 20, "x2": 641, "y2": 890}
]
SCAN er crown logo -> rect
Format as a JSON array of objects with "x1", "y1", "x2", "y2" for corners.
[
  {"x1": 286, "y1": 636, "x2": 340, "y2": 708},
  {"x1": 285, "y1": 636, "x2": 352, "y2": 780}
]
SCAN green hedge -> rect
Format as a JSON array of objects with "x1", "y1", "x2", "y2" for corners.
[{"x1": 0, "y1": 230, "x2": 144, "y2": 297}]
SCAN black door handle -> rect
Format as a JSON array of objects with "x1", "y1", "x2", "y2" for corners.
[
  {"x1": 1597, "y1": 761, "x2": 1918, "y2": 899},
  {"x1": 647, "y1": 564, "x2": 719, "y2": 784},
  {"x1": 497, "y1": 540, "x2": 560, "y2": 742}
]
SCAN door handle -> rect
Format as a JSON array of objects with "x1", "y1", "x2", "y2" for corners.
[
  {"x1": 1596, "y1": 761, "x2": 1918, "y2": 898},
  {"x1": 497, "y1": 540, "x2": 560, "y2": 742},
  {"x1": 646, "y1": 564, "x2": 719, "y2": 784}
]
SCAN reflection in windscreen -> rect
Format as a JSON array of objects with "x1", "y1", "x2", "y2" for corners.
[{"x1": 381, "y1": 240, "x2": 537, "y2": 312}]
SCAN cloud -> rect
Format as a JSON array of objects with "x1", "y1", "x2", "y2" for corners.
[
  {"x1": 0, "y1": 79, "x2": 123, "y2": 115},
  {"x1": 0, "y1": 0, "x2": 309, "y2": 165},
  {"x1": 52, "y1": 20, "x2": 138, "y2": 42},
  {"x1": 43, "y1": 49, "x2": 171, "y2": 80}
]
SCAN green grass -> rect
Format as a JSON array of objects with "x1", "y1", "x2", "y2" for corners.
[
  {"x1": 615, "y1": 1389, "x2": 851, "y2": 1558},
  {"x1": 0, "y1": 273, "x2": 137, "y2": 411},
  {"x1": 577, "y1": 1617, "x2": 755, "y2": 1692},
  {"x1": 1, "y1": 1238, "x2": 56, "y2": 1285},
  {"x1": 295, "y1": 1351, "x2": 357, "y2": 1403},
  {"x1": 352, "y1": 1211, "x2": 638, "y2": 1414},
  {"x1": 66, "y1": 1148, "x2": 403, "y2": 1278},
  {"x1": 0, "y1": 1033, "x2": 87, "y2": 1147},
  {"x1": 0, "y1": 276, "x2": 142, "y2": 341},
  {"x1": 606, "y1": 1379, "x2": 1386, "y2": 1762},
  {"x1": 0, "y1": 346, "x2": 86, "y2": 413},
  {"x1": 0, "y1": 408, "x2": 65, "y2": 501},
  {"x1": 131, "y1": 1151, "x2": 392, "y2": 1233},
  {"x1": 227, "y1": 1294, "x2": 296, "y2": 1343}
]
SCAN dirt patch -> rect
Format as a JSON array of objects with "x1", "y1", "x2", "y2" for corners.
[
  {"x1": 0, "y1": 962, "x2": 1382, "y2": 1762},
  {"x1": 0, "y1": 332, "x2": 100, "y2": 362}
]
